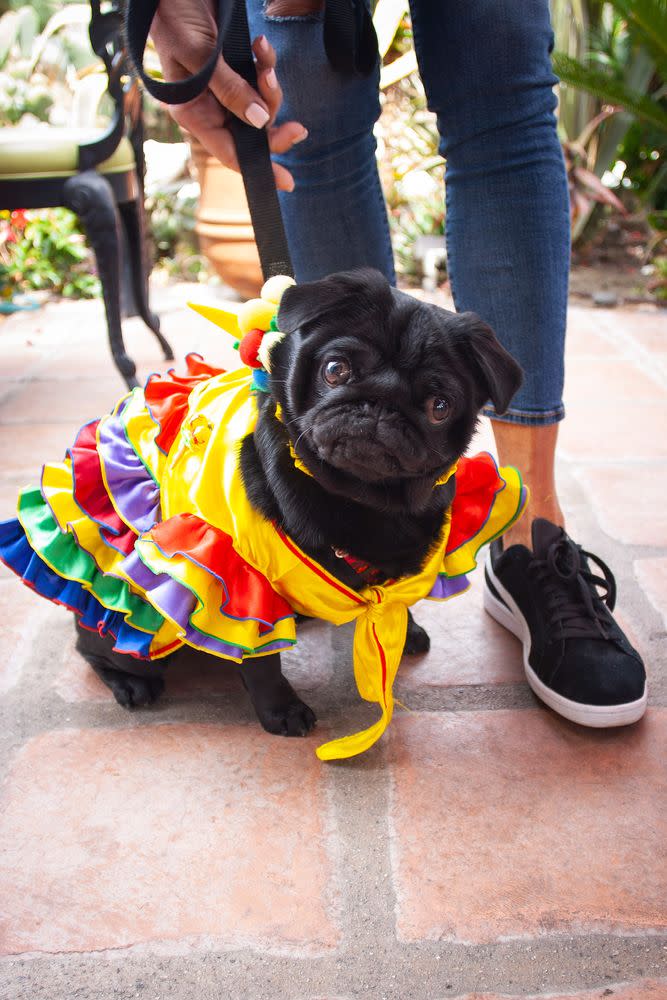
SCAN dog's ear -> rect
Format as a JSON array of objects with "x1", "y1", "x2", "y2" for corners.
[
  {"x1": 457, "y1": 312, "x2": 523, "y2": 414},
  {"x1": 277, "y1": 268, "x2": 392, "y2": 333}
]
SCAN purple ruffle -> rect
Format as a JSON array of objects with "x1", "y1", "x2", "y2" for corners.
[
  {"x1": 97, "y1": 399, "x2": 160, "y2": 533},
  {"x1": 427, "y1": 574, "x2": 470, "y2": 601},
  {"x1": 121, "y1": 550, "x2": 292, "y2": 662}
]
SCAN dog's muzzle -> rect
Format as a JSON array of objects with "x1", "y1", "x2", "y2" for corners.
[{"x1": 308, "y1": 403, "x2": 428, "y2": 482}]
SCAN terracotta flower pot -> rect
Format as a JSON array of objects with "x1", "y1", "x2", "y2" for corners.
[{"x1": 189, "y1": 138, "x2": 263, "y2": 299}]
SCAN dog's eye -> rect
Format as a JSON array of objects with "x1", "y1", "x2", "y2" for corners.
[
  {"x1": 426, "y1": 396, "x2": 450, "y2": 423},
  {"x1": 323, "y1": 358, "x2": 352, "y2": 386}
]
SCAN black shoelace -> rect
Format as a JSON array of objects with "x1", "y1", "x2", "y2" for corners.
[{"x1": 529, "y1": 534, "x2": 617, "y2": 640}]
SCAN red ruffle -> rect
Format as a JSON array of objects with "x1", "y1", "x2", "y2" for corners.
[
  {"x1": 445, "y1": 453, "x2": 504, "y2": 555},
  {"x1": 145, "y1": 353, "x2": 226, "y2": 454},
  {"x1": 70, "y1": 420, "x2": 137, "y2": 555},
  {"x1": 149, "y1": 513, "x2": 292, "y2": 632}
]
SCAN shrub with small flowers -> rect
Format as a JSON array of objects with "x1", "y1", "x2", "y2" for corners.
[{"x1": 0, "y1": 207, "x2": 101, "y2": 302}]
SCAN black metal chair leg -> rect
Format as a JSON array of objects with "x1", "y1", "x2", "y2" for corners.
[
  {"x1": 63, "y1": 171, "x2": 139, "y2": 389},
  {"x1": 119, "y1": 196, "x2": 174, "y2": 361}
]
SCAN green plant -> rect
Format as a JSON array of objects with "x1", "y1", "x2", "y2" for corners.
[
  {"x1": 648, "y1": 252, "x2": 667, "y2": 298},
  {"x1": 643, "y1": 208, "x2": 667, "y2": 297},
  {"x1": 0, "y1": 3, "x2": 95, "y2": 126},
  {"x1": 549, "y1": 0, "x2": 667, "y2": 249},
  {"x1": 371, "y1": 5, "x2": 446, "y2": 277},
  {"x1": 377, "y1": 71, "x2": 445, "y2": 282},
  {"x1": 145, "y1": 183, "x2": 210, "y2": 282},
  {"x1": 0, "y1": 0, "x2": 84, "y2": 36},
  {"x1": 552, "y1": 0, "x2": 667, "y2": 184},
  {"x1": 617, "y1": 120, "x2": 667, "y2": 208},
  {"x1": 563, "y1": 109, "x2": 627, "y2": 236},
  {"x1": 0, "y1": 6, "x2": 113, "y2": 302},
  {"x1": 0, "y1": 208, "x2": 100, "y2": 299}
]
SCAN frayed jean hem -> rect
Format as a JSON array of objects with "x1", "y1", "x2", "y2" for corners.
[{"x1": 483, "y1": 404, "x2": 565, "y2": 427}]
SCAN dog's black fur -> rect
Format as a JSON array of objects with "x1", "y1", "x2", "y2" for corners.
[{"x1": 76, "y1": 269, "x2": 522, "y2": 737}]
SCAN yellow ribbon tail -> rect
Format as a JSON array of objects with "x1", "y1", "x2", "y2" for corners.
[
  {"x1": 315, "y1": 599, "x2": 406, "y2": 761},
  {"x1": 315, "y1": 702, "x2": 394, "y2": 761}
]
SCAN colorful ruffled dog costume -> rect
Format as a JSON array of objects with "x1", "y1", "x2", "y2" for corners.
[{"x1": 0, "y1": 278, "x2": 526, "y2": 760}]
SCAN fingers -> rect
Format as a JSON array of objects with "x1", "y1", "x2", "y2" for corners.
[
  {"x1": 268, "y1": 121, "x2": 309, "y2": 155},
  {"x1": 169, "y1": 95, "x2": 239, "y2": 170},
  {"x1": 152, "y1": 9, "x2": 279, "y2": 132},
  {"x1": 252, "y1": 34, "x2": 277, "y2": 71},
  {"x1": 207, "y1": 55, "x2": 271, "y2": 130},
  {"x1": 273, "y1": 162, "x2": 296, "y2": 192},
  {"x1": 252, "y1": 35, "x2": 281, "y2": 125},
  {"x1": 268, "y1": 122, "x2": 309, "y2": 191},
  {"x1": 169, "y1": 96, "x2": 299, "y2": 192},
  {"x1": 167, "y1": 29, "x2": 311, "y2": 195}
]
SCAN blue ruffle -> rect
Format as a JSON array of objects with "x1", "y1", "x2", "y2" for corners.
[{"x1": 0, "y1": 516, "x2": 153, "y2": 658}]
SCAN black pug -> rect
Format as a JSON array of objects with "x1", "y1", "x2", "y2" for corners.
[{"x1": 75, "y1": 268, "x2": 522, "y2": 736}]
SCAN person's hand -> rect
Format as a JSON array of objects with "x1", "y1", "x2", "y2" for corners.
[{"x1": 149, "y1": 0, "x2": 307, "y2": 191}]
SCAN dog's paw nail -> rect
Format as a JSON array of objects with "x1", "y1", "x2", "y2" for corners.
[{"x1": 267, "y1": 700, "x2": 317, "y2": 737}]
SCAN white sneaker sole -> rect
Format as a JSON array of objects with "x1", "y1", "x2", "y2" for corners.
[{"x1": 483, "y1": 555, "x2": 648, "y2": 728}]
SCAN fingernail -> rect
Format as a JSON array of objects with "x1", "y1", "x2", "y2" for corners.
[
  {"x1": 265, "y1": 68, "x2": 278, "y2": 90},
  {"x1": 246, "y1": 103, "x2": 270, "y2": 128},
  {"x1": 294, "y1": 128, "x2": 309, "y2": 143},
  {"x1": 258, "y1": 35, "x2": 270, "y2": 53}
]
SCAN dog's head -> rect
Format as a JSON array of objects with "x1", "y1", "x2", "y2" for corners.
[{"x1": 268, "y1": 269, "x2": 522, "y2": 513}]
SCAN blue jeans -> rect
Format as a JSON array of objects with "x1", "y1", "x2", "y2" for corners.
[{"x1": 246, "y1": 0, "x2": 570, "y2": 425}]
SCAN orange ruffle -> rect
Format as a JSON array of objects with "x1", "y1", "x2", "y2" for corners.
[
  {"x1": 148, "y1": 512, "x2": 293, "y2": 631},
  {"x1": 145, "y1": 354, "x2": 226, "y2": 454},
  {"x1": 445, "y1": 453, "x2": 505, "y2": 555}
]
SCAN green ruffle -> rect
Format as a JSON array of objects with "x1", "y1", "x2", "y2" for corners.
[{"x1": 18, "y1": 485, "x2": 164, "y2": 633}]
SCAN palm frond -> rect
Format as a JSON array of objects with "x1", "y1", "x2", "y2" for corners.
[
  {"x1": 612, "y1": 0, "x2": 667, "y2": 80},
  {"x1": 552, "y1": 52, "x2": 667, "y2": 132}
]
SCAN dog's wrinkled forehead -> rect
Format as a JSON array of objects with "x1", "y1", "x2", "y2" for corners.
[
  {"x1": 277, "y1": 268, "x2": 474, "y2": 368},
  {"x1": 274, "y1": 267, "x2": 523, "y2": 419},
  {"x1": 277, "y1": 267, "x2": 436, "y2": 359}
]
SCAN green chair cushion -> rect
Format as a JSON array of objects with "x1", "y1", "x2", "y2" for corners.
[{"x1": 0, "y1": 127, "x2": 135, "y2": 180}]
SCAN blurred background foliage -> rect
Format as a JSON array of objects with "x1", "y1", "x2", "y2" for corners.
[
  {"x1": 0, "y1": 0, "x2": 665, "y2": 303},
  {"x1": 0, "y1": 0, "x2": 204, "y2": 304}
]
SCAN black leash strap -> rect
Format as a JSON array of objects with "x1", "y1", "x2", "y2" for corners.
[
  {"x1": 126, "y1": 0, "x2": 229, "y2": 106},
  {"x1": 324, "y1": 0, "x2": 377, "y2": 76},
  {"x1": 125, "y1": 0, "x2": 378, "y2": 281},
  {"x1": 221, "y1": 0, "x2": 293, "y2": 279}
]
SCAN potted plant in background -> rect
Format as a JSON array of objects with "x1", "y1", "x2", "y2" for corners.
[{"x1": 188, "y1": 136, "x2": 263, "y2": 299}]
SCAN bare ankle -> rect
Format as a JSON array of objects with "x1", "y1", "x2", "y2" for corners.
[
  {"x1": 502, "y1": 502, "x2": 565, "y2": 550},
  {"x1": 490, "y1": 419, "x2": 564, "y2": 550}
]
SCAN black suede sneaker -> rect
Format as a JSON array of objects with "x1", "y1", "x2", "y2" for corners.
[{"x1": 484, "y1": 518, "x2": 647, "y2": 727}]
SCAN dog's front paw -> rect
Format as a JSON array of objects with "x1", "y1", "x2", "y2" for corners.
[
  {"x1": 403, "y1": 615, "x2": 430, "y2": 655},
  {"x1": 239, "y1": 654, "x2": 317, "y2": 737},
  {"x1": 91, "y1": 664, "x2": 165, "y2": 709},
  {"x1": 255, "y1": 681, "x2": 317, "y2": 736}
]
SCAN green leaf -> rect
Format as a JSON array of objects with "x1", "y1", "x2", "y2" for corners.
[
  {"x1": 0, "y1": 7, "x2": 38, "y2": 67},
  {"x1": 373, "y1": 0, "x2": 408, "y2": 59},
  {"x1": 553, "y1": 52, "x2": 667, "y2": 133},
  {"x1": 612, "y1": 0, "x2": 667, "y2": 81}
]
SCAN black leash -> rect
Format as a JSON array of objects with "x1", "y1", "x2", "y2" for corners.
[
  {"x1": 221, "y1": 0, "x2": 293, "y2": 279},
  {"x1": 125, "y1": 0, "x2": 378, "y2": 282}
]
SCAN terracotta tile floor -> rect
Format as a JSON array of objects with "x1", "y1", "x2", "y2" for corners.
[{"x1": 0, "y1": 290, "x2": 665, "y2": 1000}]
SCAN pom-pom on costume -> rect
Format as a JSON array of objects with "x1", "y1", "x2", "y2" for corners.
[{"x1": 0, "y1": 277, "x2": 527, "y2": 760}]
